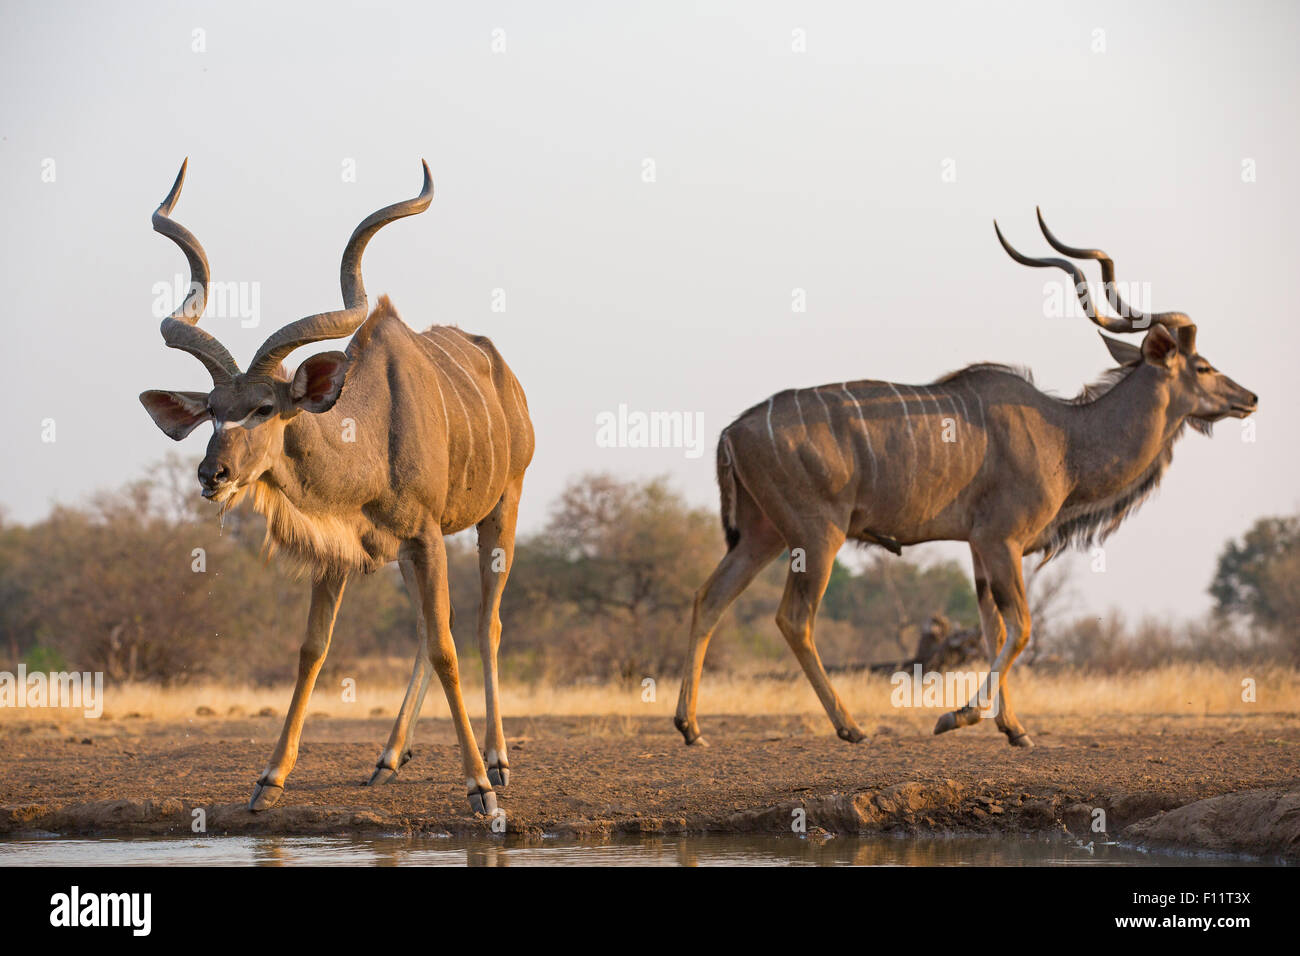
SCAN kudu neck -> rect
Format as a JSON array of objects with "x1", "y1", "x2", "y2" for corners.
[
  {"x1": 1067, "y1": 363, "x2": 1186, "y2": 497},
  {"x1": 262, "y1": 410, "x2": 332, "y2": 504}
]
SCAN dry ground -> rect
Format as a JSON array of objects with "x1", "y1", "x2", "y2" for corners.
[{"x1": 2, "y1": 670, "x2": 1298, "y2": 859}]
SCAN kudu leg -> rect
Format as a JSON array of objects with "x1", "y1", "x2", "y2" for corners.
[
  {"x1": 366, "y1": 559, "x2": 434, "y2": 785},
  {"x1": 476, "y1": 479, "x2": 523, "y2": 787},
  {"x1": 772, "y1": 529, "x2": 867, "y2": 743},
  {"x1": 934, "y1": 541, "x2": 1034, "y2": 746},
  {"x1": 250, "y1": 570, "x2": 349, "y2": 811},
  {"x1": 970, "y1": 548, "x2": 1033, "y2": 746},
  {"x1": 409, "y1": 535, "x2": 497, "y2": 815},
  {"x1": 674, "y1": 519, "x2": 783, "y2": 745}
]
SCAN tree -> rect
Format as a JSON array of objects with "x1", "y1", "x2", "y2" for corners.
[
  {"x1": 510, "y1": 474, "x2": 722, "y2": 682},
  {"x1": 1210, "y1": 514, "x2": 1300, "y2": 657}
]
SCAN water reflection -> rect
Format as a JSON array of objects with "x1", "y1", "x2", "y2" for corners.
[{"x1": 0, "y1": 832, "x2": 1271, "y2": 867}]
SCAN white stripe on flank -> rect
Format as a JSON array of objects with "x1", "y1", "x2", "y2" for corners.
[
  {"x1": 427, "y1": 330, "x2": 496, "y2": 481},
  {"x1": 431, "y1": 369, "x2": 451, "y2": 448},
  {"x1": 812, "y1": 387, "x2": 851, "y2": 479},
  {"x1": 947, "y1": 390, "x2": 972, "y2": 471},
  {"x1": 839, "y1": 383, "x2": 877, "y2": 486},
  {"x1": 811, "y1": 387, "x2": 832, "y2": 424},
  {"x1": 425, "y1": 336, "x2": 478, "y2": 485},
  {"x1": 950, "y1": 390, "x2": 971, "y2": 427},
  {"x1": 913, "y1": 387, "x2": 934, "y2": 431},
  {"x1": 439, "y1": 328, "x2": 495, "y2": 370},
  {"x1": 915, "y1": 384, "x2": 937, "y2": 442},
  {"x1": 941, "y1": 392, "x2": 964, "y2": 465},
  {"x1": 885, "y1": 382, "x2": 916, "y2": 456},
  {"x1": 930, "y1": 388, "x2": 953, "y2": 429},
  {"x1": 764, "y1": 395, "x2": 791, "y2": 478},
  {"x1": 910, "y1": 385, "x2": 936, "y2": 514},
  {"x1": 508, "y1": 376, "x2": 526, "y2": 422},
  {"x1": 792, "y1": 389, "x2": 807, "y2": 434},
  {"x1": 460, "y1": 332, "x2": 493, "y2": 369}
]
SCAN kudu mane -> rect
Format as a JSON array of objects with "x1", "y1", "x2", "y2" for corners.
[
  {"x1": 221, "y1": 296, "x2": 516, "y2": 580},
  {"x1": 215, "y1": 298, "x2": 393, "y2": 578},
  {"x1": 936, "y1": 360, "x2": 1204, "y2": 561}
]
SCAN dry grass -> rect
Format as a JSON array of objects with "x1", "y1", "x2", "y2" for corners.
[{"x1": 1, "y1": 663, "x2": 1295, "y2": 726}]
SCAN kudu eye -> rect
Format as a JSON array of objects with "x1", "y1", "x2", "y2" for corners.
[{"x1": 258, "y1": 404, "x2": 274, "y2": 416}]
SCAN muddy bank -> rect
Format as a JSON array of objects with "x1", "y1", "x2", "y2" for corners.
[
  {"x1": 1, "y1": 713, "x2": 1297, "y2": 859},
  {"x1": 1123, "y1": 789, "x2": 1300, "y2": 860}
]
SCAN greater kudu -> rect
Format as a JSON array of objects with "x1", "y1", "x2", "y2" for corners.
[
  {"x1": 675, "y1": 210, "x2": 1257, "y2": 748},
  {"x1": 140, "y1": 161, "x2": 534, "y2": 814}
]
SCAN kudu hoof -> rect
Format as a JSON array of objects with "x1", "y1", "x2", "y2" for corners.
[
  {"x1": 365, "y1": 749, "x2": 412, "y2": 786},
  {"x1": 488, "y1": 765, "x2": 510, "y2": 789},
  {"x1": 837, "y1": 726, "x2": 868, "y2": 744},
  {"x1": 933, "y1": 706, "x2": 979, "y2": 736},
  {"x1": 468, "y1": 788, "x2": 498, "y2": 816},
  {"x1": 1007, "y1": 732, "x2": 1035, "y2": 749},
  {"x1": 249, "y1": 780, "x2": 283, "y2": 812},
  {"x1": 674, "y1": 716, "x2": 708, "y2": 746}
]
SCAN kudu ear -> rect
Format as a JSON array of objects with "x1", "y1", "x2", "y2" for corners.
[
  {"x1": 140, "y1": 390, "x2": 211, "y2": 440},
  {"x1": 290, "y1": 351, "x2": 349, "y2": 413},
  {"x1": 1099, "y1": 333, "x2": 1142, "y2": 366},
  {"x1": 1140, "y1": 324, "x2": 1179, "y2": 368}
]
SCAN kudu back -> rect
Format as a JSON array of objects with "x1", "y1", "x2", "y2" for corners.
[
  {"x1": 675, "y1": 210, "x2": 1257, "y2": 748},
  {"x1": 140, "y1": 161, "x2": 534, "y2": 814}
]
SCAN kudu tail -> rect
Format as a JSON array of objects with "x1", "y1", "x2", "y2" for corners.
[{"x1": 717, "y1": 431, "x2": 741, "y2": 551}]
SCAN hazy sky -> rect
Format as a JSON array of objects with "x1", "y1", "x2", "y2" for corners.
[{"x1": 2, "y1": 1, "x2": 1297, "y2": 624}]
